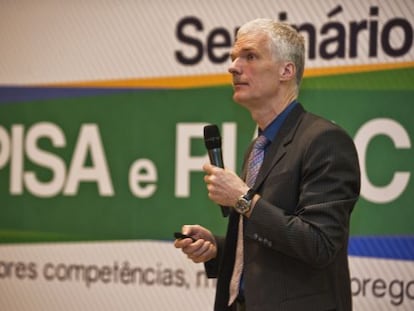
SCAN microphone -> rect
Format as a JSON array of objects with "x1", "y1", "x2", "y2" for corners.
[{"x1": 203, "y1": 124, "x2": 229, "y2": 217}]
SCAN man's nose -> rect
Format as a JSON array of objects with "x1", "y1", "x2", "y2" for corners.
[{"x1": 228, "y1": 58, "x2": 241, "y2": 75}]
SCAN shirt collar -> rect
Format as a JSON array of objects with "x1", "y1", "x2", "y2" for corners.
[{"x1": 259, "y1": 100, "x2": 298, "y2": 143}]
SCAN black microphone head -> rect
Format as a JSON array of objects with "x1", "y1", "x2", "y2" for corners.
[{"x1": 204, "y1": 124, "x2": 221, "y2": 150}]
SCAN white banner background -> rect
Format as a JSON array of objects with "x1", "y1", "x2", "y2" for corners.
[{"x1": 1, "y1": 242, "x2": 413, "y2": 310}]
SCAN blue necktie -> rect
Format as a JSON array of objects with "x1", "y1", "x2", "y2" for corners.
[
  {"x1": 246, "y1": 135, "x2": 269, "y2": 187},
  {"x1": 228, "y1": 135, "x2": 269, "y2": 306}
]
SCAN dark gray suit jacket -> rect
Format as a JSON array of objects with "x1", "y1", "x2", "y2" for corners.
[{"x1": 205, "y1": 104, "x2": 360, "y2": 311}]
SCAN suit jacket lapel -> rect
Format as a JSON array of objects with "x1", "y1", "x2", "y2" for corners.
[{"x1": 253, "y1": 104, "x2": 306, "y2": 190}]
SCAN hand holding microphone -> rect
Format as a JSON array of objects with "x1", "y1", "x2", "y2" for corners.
[{"x1": 203, "y1": 124, "x2": 230, "y2": 217}]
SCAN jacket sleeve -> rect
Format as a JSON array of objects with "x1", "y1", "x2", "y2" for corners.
[
  {"x1": 245, "y1": 124, "x2": 361, "y2": 268},
  {"x1": 204, "y1": 235, "x2": 226, "y2": 278}
]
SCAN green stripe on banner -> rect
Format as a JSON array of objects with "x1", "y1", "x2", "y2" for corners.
[{"x1": 0, "y1": 68, "x2": 413, "y2": 243}]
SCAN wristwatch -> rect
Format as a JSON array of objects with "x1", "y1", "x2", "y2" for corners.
[{"x1": 234, "y1": 188, "x2": 256, "y2": 214}]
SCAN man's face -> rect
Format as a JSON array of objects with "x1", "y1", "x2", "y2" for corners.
[{"x1": 228, "y1": 33, "x2": 281, "y2": 107}]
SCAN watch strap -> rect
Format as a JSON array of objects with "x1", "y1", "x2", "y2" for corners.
[{"x1": 244, "y1": 188, "x2": 256, "y2": 201}]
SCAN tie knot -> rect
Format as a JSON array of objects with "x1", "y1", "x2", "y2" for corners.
[{"x1": 253, "y1": 135, "x2": 269, "y2": 150}]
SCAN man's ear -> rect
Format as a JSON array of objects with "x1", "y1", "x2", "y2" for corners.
[{"x1": 280, "y1": 62, "x2": 296, "y2": 81}]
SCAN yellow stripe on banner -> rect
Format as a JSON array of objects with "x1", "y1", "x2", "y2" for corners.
[
  {"x1": 304, "y1": 61, "x2": 414, "y2": 77},
  {"x1": 46, "y1": 74, "x2": 232, "y2": 89},
  {"x1": 42, "y1": 61, "x2": 414, "y2": 89}
]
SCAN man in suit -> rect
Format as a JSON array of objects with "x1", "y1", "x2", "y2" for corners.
[{"x1": 174, "y1": 18, "x2": 360, "y2": 311}]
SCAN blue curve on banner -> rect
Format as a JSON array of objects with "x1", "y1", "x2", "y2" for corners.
[
  {"x1": 0, "y1": 86, "x2": 158, "y2": 104},
  {"x1": 348, "y1": 236, "x2": 414, "y2": 261}
]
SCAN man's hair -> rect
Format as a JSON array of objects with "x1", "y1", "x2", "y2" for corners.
[{"x1": 236, "y1": 18, "x2": 305, "y2": 88}]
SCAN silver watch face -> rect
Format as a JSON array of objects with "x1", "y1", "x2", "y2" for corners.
[{"x1": 236, "y1": 197, "x2": 250, "y2": 214}]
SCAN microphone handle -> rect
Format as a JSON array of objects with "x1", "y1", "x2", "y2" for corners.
[
  {"x1": 207, "y1": 148, "x2": 230, "y2": 217},
  {"x1": 208, "y1": 148, "x2": 224, "y2": 168}
]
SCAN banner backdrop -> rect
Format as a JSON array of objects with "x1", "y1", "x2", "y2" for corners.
[{"x1": 0, "y1": 0, "x2": 413, "y2": 310}]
